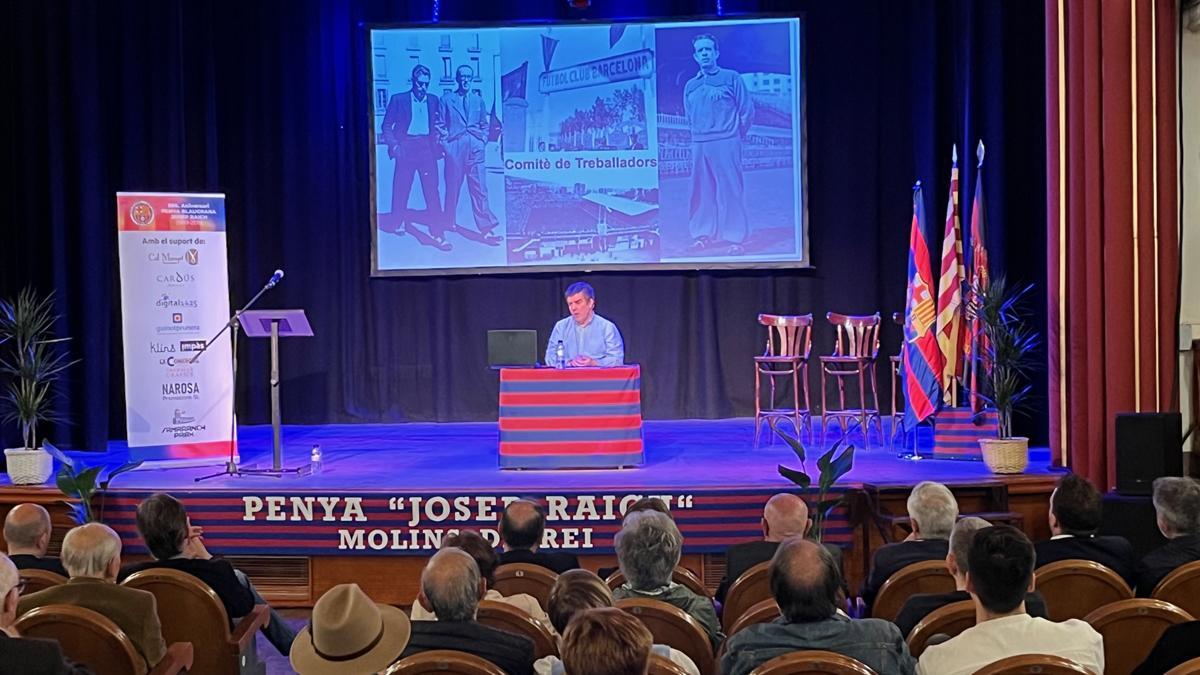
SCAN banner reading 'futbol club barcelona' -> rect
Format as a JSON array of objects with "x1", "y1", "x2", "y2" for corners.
[{"x1": 115, "y1": 192, "x2": 234, "y2": 464}]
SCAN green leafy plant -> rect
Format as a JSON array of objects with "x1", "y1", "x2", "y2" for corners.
[
  {"x1": 0, "y1": 288, "x2": 78, "y2": 451},
  {"x1": 46, "y1": 446, "x2": 142, "y2": 524},
  {"x1": 967, "y1": 276, "x2": 1041, "y2": 439},
  {"x1": 773, "y1": 419, "x2": 856, "y2": 542}
]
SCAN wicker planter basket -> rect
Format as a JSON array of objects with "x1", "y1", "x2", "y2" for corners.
[
  {"x1": 979, "y1": 437, "x2": 1029, "y2": 474},
  {"x1": 4, "y1": 447, "x2": 54, "y2": 485}
]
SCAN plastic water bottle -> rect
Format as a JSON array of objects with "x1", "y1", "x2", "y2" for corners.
[
  {"x1": 309, "y1": 444, "x2": 323, "y2": 475},
  {"x1": 555, "y1": 341, "x2": 565, "y2": 369}
]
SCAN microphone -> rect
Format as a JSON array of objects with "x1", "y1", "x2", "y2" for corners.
[{"x1": 266, "y1": 269, "x2": 284, "y2": 289}]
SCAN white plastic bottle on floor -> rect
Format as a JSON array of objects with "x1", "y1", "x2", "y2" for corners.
[{"x1": 309, "y1": 444, "x2": 322, "y2": 475}]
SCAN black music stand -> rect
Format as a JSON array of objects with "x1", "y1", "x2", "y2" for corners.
[{"x1": 238, "y1": 309, "x2": 314, "y2": 475}]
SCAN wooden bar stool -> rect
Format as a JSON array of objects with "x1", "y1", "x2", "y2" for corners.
[
  {"x1": 754, "y1": 313, "x2": 813, "y2": 447},
  {"x1": 820, "y1": 312, "x2": 883, "y2": 447}
]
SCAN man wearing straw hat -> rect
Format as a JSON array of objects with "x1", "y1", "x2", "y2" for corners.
[{"x1": 290, "y1": 583, "x2": 412, "y2": 675}]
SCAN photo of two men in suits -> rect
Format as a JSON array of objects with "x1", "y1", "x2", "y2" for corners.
[{"x1": 379, "y1": 63, "x2": 501, "y2": 252}]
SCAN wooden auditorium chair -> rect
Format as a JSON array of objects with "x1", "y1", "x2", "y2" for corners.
[
  {"x1": 722, "y1": 560, "x2": 772, "y2": 633},
  {"x1": 1165, "y1": 656, "x2": 1200, "y2": 675},
  {"x1": 122, "y1": 566, "x2": 269, "y2": 675},
  {"x1": 725, "y1": 598, "x2": 781, "y2": 639},
  {"x1": 1152, "y1": 560, "x2": 1200, "y2": 619},
  {"x1": 972, "y1": 654, "x2": 1096, "y2": 675},
  {"x1": 870, "y1": 559, "x2": 956, "y2": 623},
  {"x1": 491, "y1": 562, "x2": 557, "y2": 610},
  {"x1": 476, "y1": 599, "x2": 557, "y2": 659},
  {"x1": 753, "y1": 313, "x2": 814, "y2": 446},
  {"x1": 616, "y1": 597, "x2": 716, "y2": 675},
  {"x1": 1033, "y1": 559, "x2": 1133, "y2": 622},
  {"x1": 1083, "y1": 598, "x2": 1195, "y2": 675},
  {"x1": 18, "y1": 568, "x2": 68, "y2": 595},
  {"x1": 606, "y1": 566, "x2": 710, "y2": 598},
  {"x1": 819, "y1": 312, "x2": 883, "y2": 446},
  {"x1": 746, "y1": 650, "x2": 877, "y2": 675},
  {"x1": 15, "y1": 604, "x2": 193, "y2": 675},
  {"x1": 385, "y1": 649, "x2": 506, "y2": 675},
  {"x1": 905, "y1": 599, "x2": 975, "y2": 658}
]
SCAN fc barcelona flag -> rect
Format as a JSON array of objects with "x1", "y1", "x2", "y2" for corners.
[
  {"x1": 903, "y1": 182, "x2": 944, "y2": 430},
  {"x1": 966, "y1": 141, "x2": 991, "y2": 412}
]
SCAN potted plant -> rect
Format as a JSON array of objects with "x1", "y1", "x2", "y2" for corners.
[
  {"x1": 968, "y1": 276, "x2": 1040, "y2": 473},
  {"x1": 772, "y1": 419, "x2": 856, "y2": 542},
  {"x1": 0, "y1": 288, "x2": 77, "y2": 485}
]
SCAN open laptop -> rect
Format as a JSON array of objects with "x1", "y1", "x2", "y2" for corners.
[{"x1": 487, "y1": 330, "x2": 539, "y2": 368}]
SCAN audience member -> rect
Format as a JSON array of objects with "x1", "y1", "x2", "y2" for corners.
[
  {"x1": 597, "y1": 497, "x2": 674, "y2": 579},
  {"x1": 560, "y1": 607, "x2": 653, "y2": 675},
  {"x1": 624, "y1": 496, "x2": 672, "y2": 520},
  {"x1": 895, "y1": 517, "x2": 1047, "y2": 637},
  {"x1": 402, "y1": 547, "x2": 535, "y2": 674},
  {"x1": 498, "y1": 500, "x2": 580, "y2": 574},
  {"x1": 119, "y1": 492, "x2": 296, "y2": 655},
  {"x1": 720, "y1": 536, "x2": 915, "y2": 675},
  {"x1": 1135, "y1": 477, "x2": 1200, "y2": 595},
  {"x1": 1035, "y1": 473, "x2": 1135, "y2": 585},
  {"x1": 916, "y1": 525, "x2": 1104, "y2": 675},
  {"x1": 862, "y1": 481, "x2": 958, "y2": 609},
  {"x1": 1132, "y1": 620, "x2": 1200, "y2": 675},
  {"x1": 611, "y1": 510, "x2": 722, "y2": 648},
  {"x1": 534, "y1": 569, "x2": 698, "y2": 675},
  {"x1": 412, "y1": 529, "x2": 549, "y2": 626},
  {"x1": 3, "y1": 504, "x2": 68, "y2": 577},
  {"x1": 715, "y1": 493, "x2": 843, "y2": 603},
  {"x1": 290, "y1": 583, "x2": 411, "y2": 675},
  {"x1": 0, "y1": 553, "x2": 92, "y2": 675},
  {"x1": 18, "y1": 523, "x2": 165, "y2": 674}
]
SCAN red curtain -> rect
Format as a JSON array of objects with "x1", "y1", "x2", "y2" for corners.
[{"x1": 1046, "y1": 0, "x2": 1180, "y2": 489}]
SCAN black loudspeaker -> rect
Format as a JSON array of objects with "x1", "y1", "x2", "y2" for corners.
[{"x1": 1115, "y1": 412, "x2": 1183, "y2": 496}]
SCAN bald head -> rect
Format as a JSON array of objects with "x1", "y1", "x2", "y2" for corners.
[
  {"x1": 770, "y1": 536, "x2": 840, "y2": 622},
  {"x1": 62, "y1": 523, "x2": 122, "y2": 580},
  {"x1": 420, "y1": 547, "x2": 482, "y2": 622},
  {"x1": 763, "y1": 494, "x2": 810, "y2": 542},
  {"x1": 4, "y1": 503, "x2": 52, "y2": 555},
  {"x1": 500, "y1": 499, "x2": 545, "y2": 551}
]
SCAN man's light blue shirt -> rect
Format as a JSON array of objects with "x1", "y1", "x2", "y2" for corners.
[{"x1": 545, "y1": 313, "x2": 624, "y2": 367}]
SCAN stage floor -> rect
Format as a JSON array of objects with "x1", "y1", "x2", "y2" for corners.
[{"x1": 97, "y1": 417, "x2": 1057, "y2": 493}]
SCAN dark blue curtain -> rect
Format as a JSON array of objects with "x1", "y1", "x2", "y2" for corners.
[{"x1": 0, "y1": 0, "x2": 1046, "y2": 451}]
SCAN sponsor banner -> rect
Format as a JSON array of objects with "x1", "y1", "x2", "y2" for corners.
[
  {"x1": 116, "y1": 193, "x2": 234, "y2": 462},
  {"x1": 101, "y1": 487, "x2": 854, "y2": 556}
]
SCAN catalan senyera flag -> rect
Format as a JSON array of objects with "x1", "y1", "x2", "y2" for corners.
[
  {"x1": 903, "y1": 182, "x2": 944, "y2": 430},
  {"x1": 935, "y1": 146, "x2": 965, "y2": 405},
  {"x1": 966, "y1": 141, "x2": 990, "y2": 412}
]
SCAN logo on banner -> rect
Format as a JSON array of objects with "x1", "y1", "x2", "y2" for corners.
[
  {"x1": 171, "y1": 313, "x2": 184, "y2": 324},
  {"x1": 185, "y1": 249, "x2": 199, "y2": 265},
  {"x1": 173, "y1": 409, "x2": 195, "y2": 424},
  {"x1": 161, "y1": 407, "x2": 207, "y2": 438},
  {"x1": 179, "y1": 340, "x2": 206, "y2": 352},
  {"x1": 130, "y1": 201, "x2": 155, "y2": 227},
  {"x1": 156, "y1": 294, "x2": 199, "y2": 309},
  {"x1": 156, "y1": 271, "x2": 196, "y2": 286},
  {"x1": 162, "y1": 382, "x2": 200, "y2": 401}
]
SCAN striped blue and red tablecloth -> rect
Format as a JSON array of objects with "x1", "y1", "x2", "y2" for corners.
[{"x1": 498, "y1": 366, "x2": 645, "y2": 469}]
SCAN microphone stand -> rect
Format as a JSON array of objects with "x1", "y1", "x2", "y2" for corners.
[{"x1": 195, "y1": 274, "x2": 287, "y2": 482}]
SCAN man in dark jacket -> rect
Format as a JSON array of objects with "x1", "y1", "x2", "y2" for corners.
[
  {"x1": 497, "y1": 499, "x2": 579, "y2": 574},
  {"x1": 1035, "y1": 473, "x2": 1135, "y2": 586},
  {"x1": 401, "y1": 548, "x2": 535, "y2": 675},
  {"x1": 862, "y1": 481, "x2": 959, "y2": 610},
  {"x1": 119, "y1": 493, "x2": 295, "y2": 655},
  {"x1": 0, "y1": 554, "x2": 92, "y2": 675},
  {"x1": 1135, "y1": 477, "x2": 1200, "y2": 595}
]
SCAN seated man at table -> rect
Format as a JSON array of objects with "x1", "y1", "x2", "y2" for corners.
[{"x1": 544, "y1": 282, "x2": 624, "y2": 368}]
